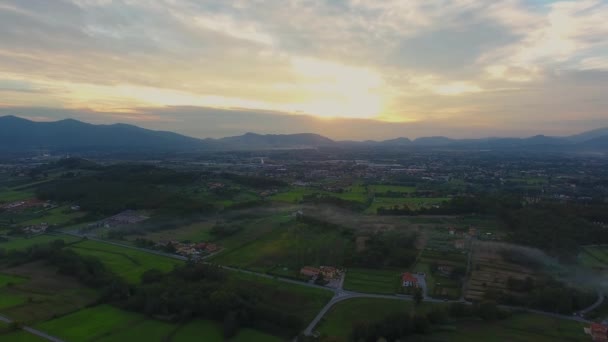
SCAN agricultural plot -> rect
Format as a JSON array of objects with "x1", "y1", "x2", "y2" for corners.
[
  {"x1": 415, "y1": 249, "x2": 468, "y2": 299},
  {"x1": 366, "y1": 197, "x2": 450, "y2": 214},
  {"x1": 229, "y1": 272, "x2": 333, "y2": 325},
  {"x1": 343, "y1": 268, "x2": 401, "y2": 294},
  {"x1": 429, "y1": 313, "x2": 588, "y2": 342},
  {"x1": 0, "y1": 330, "x2": 47, "y2": 341},
  {"x1": 19, "y1": 206, "x2": 86, "y2": 226},
  {"x1": 369, "y1": 184, "x2": 416, "y2": 193},
  {"x1": 0, "y1": 234, "x2": 81, "y2": 252},
  {"x1": 34, "y1": 305, "x2": 146, "y2": 341},
  {"x1": 580, "y1": 246, "x2": 608, "y2": 266},
  {"x1": 272, "y1": 183, "x2": 369, "y2": 204},
  {"x1": 69, "y1": 240, "x2": 182, "y2": 283},
  {"x1": 465, "y1": 247, "x2": 537, "y2": 302},
  {"x1": 316, "y1": 298, "x2": 433, "y2": 340},
  {"x1": 212, "y1": 219, "x2": 353, "y2": 275},
  {"x1": 0, "y1": 261, "x2": 98, "y2": 324},
  {"x1": 128, "y1": 221, "x2": 215, "y2": 243},
  {"x1": 171, "y1": 319, "x2": 282, "y2": 342},
  {"x1": 0, "y1": 190, "x2": 34, "y2": 203}
]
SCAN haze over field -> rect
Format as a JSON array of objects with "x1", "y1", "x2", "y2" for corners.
[{"x1": 0, "y1": 0, "x2": 607, "y2": 139}]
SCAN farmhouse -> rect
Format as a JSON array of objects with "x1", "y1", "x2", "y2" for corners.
[
  {"x1": 300, "y1": 266, "x2": 320, "y2": 278},
  {"x1": 586, "y1": 323, "x2": 608, "y2": 341},
  {"x1": 402, "y1": 272, "x2": 419, "y2": 287},
  {"x1": 320, "y1": 266, "x2": 339, "y2": 279}
]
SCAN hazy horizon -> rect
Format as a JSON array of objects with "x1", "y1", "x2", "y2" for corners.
[{"x1": 1, "y1": 1, "x2": 607, "y2": 140}]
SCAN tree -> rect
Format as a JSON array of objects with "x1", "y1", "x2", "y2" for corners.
[{"x1": 223, "y1": 311, "x2": 240, "y2": 338}]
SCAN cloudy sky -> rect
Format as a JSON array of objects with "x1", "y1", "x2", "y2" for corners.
[{"x1": 0, "y1": 0, "x2": 607, "y2": 140}]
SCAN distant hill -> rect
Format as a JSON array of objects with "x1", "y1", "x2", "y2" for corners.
[
  {"x1": 214, "y1": 132, "x2": 337, "y2": 149},
  {"x1": 0, "y1": 115, "x2": 207, "y2": 152},
  {"x1": 0, "y1": 115, "x2": 606, "y2": 153}
]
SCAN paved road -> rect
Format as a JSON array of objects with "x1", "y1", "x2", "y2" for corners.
[
  {"x1": 0, "y1": 314, "x2": 65, "y2": 342},
  {"x1": 579, "y1": 289, "x2": 605, "y2": 316}
]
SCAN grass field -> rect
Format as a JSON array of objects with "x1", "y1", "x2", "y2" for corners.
[
  {"x1": 131, "y1": 221, "x2": 215, "y2": 243},
  {"x1": 0, "y1": 273, "x2": 27, "y2": 288},
  {"x1": 366, "y1": 197, "x2": 450, "y2": 213},
  {"x1": 427, "y1": 313, "x2": 587, "y2": 342},
  {"x1": 20, "y1": 206, "x2": 86, "y2": 226},
  {"x1": 0, "y1": 234, "x2": 81, "y2": 252},
  {"x1": 213, "y1": 220, "x2": 351, "y2": 273},
  {"x1": 34, "y1": 305, "x2": 145, "y2": 341},
  {"x1": 96, "y1": 319, "x2": 177, "y2": 342},
  {"x1": 1, "y1": 331, "x2": 47, "y2": 342},
  {"x1": 171, "y1": 319, "x2": 282, "y2": 342},
  {"x1": 69, "y1": 240, "x2": 182, "y2": 283},
  {"x1": 316, "y1": 298, "x2": 427, "y2": 338},
  {"x1": 0, "y1": 261, "x2": 99, "y2": 323},
  {"x1": 271, "y1": 185, "x2": 368, "y2": 204},
  {"x1": 230, "y1": 272, "x2": 333, "y2": 324},
  {"x1": 0, "y1": 190, "x2": 34, "y2": 203},
  {"x1": 343, "y1": 268, "x2": 401, "y2": 294},
  {"x1": 369, "y1": 185, "x2": 416, "y2": 193}
]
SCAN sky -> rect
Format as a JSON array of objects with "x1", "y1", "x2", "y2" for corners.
[{"x1": 0, "y1": 0, "x2": 607, "y2": 140}]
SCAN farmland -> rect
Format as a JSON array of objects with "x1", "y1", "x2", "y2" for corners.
[
  {"x1": 316, "y1": 298, "x2": 431, "y2": 339},
  {"x1": 0, "y1": 234, "x2": 81, "y2": 252},
  {"x1": 0, "y1": 261, "x2": 99, "y2": 324},
  {"x1": 68, "y1": 239, "x2": 183, "y2": 283},
  {"x1": 212, "y1": 218, "x2": 352, "y2": 275},
  {"x1": 428, "y1": 313, "x2": 588, "y2": 342},
  {"x1": 343, "y1": 268, "x2": 401, "y2": 294}
]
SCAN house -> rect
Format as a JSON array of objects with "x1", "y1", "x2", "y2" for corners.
[
  {"x1": 468, "y1": 227, "x2": 477, "y2": 237},
  {"x1": 448, "y1": 227, "x2": 455, "y2": 235},
  {"x1": 300, "y1": 266, "x2": 320, "y2": 278},
  {"x1": 205, "y1": 243, "x2": 220, "y2": 253},
  {"x1": 454, "y1": 239, "x2": 466, "y2": 249},
  {"x1": 402, "y1": 272, "x2": 419, "y2": 287},
  {"x1": 320, "y1": 266, "x2": 339, "y2": 279},
  {"x1": 587, "y1": 323, "x2": 608, "y2": 341}
]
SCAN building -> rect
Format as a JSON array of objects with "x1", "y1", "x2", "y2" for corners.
[
  {"x1": 587, "y1": 323, "x2": 608, "y2": 341},
  {"x1": 300, "y1": 266, "x2": 320, "y2": 278},
  {"x1": 320, "y1": 266, "x2": 339, "y2": 279},
  {"x1": 402, "y1": 272, "x2": 419, "y2": 287},
  {"x1": 454, "y1": 239, "x2": 466, "y2": 249}
]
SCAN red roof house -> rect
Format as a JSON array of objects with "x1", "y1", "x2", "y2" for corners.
[{"x1": 402, "y1": 272, "x2": 419, "y2": 287}]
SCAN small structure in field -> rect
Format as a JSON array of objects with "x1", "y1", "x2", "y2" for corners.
[
  {"x1": 586, "y1": 323, "x2": 608, "y2": 341},
  {"x1": 300, "y1": 266, "x2": 320, "y2": 278},
  {"x1": 402, "y1": 272, "x2": 419, "y2": 287}
]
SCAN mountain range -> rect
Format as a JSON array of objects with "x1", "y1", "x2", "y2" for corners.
[{"x1": 1, "y1": 115, "x2": 607, "y2": 153}]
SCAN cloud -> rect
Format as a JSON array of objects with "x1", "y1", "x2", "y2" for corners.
[{"x1": 0, "y1": 0, "x2": 605, "y2": 137}]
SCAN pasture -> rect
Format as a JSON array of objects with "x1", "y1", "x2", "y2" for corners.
[
  {"x1": 171, "y1": 319, "x2": 282, "y2": 342},
  {"x1": 212, "y1": 219, "x2": 352, "y2": 274},
  {"x1": 343, "y1": 268, "x2": 401, "y2": 294},
  {"x1": 429, "y1": 313, "x2": 587, "y2": 342},
  {"x1": 20, "y1": 206, "x2": 86, "y2": 226},
  {"x1": 69, "y1": 240, "x2": 182, "y2": 283},
  {"x1": 316, "y1": 298, "x2": 428, "y2": 339},
  {"x1": 34, "y1": 305, "x2": 145, "y2": 341},
  {"x1": 366, "y1": 197, "x2": 450, "y2": 214},
  {"x1": 369, "y1": 184, "x2": 416, "y2": 193},
  {"x1": 0, "y1": 190, "x2": 33, "y2": 203},
  {"x1": 0, "y1": 234, "x2": 81, "y2": 252},
  {"x1": 0, "y1": 261, "x2": 98, "y2": 323}
]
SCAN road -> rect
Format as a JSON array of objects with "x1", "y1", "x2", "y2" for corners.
[
  {"x1": 46, "y1": 232, "x2": 602, "y2": 338},
  {"x1": 0, "y1": 314, "x2": 65, "y2": 342}
]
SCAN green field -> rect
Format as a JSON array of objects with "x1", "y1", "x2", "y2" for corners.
[
  {"x1": 172, "y1": 319, "x2": 282, "y2": 342},
  {"x1": 1, "y1": 331, "x2": 47, "y2": 342},
  {"x1": 34, "y1": 305, "x2": 146, "y2": 341},
  {"x1": 131, "y1": 221, "x2": 215, "y2": 243},
  {"x1": 317, "y1": 298, "x2": 424, "y2": 338},
  {"x1": 20, "y1": 206, "x2": 86, "y2": 226},
  {"x1": 0, "y1": 234, "x2": 81, "y2": 252},
  {"x1": 212, "y1": 219, "x2": 352, "y2": 274},
  {"x1": 230, "y1": 271, "x2": 333, "y2": 324},
  {"x1": 366, "y1": 197, "x2": 450, "y2": 213},
  {"x1": 369, "y1": 185, "x2": 416, "y2": 193},
  {"x1": 0, "y1": 190, "x2": 34, "y2": 203},
  {"x1": 34, "y1": 304, "x2": 286, "y2": 342},
  {"x1": 0, "y1": 274, "x2": 27, "y2": 288},
  {"x1": 428, "y1": 314, "x2": 587, "y2": 342},
  {"x1": 343, "y1": 268, "x2": 401, "y2": 294},
  {"x1": 271, "y1": 185, "x2": 368, "y2": 204},
  {"x1": 69, "y1": 240, "x2": 182, "y2": 283}
]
